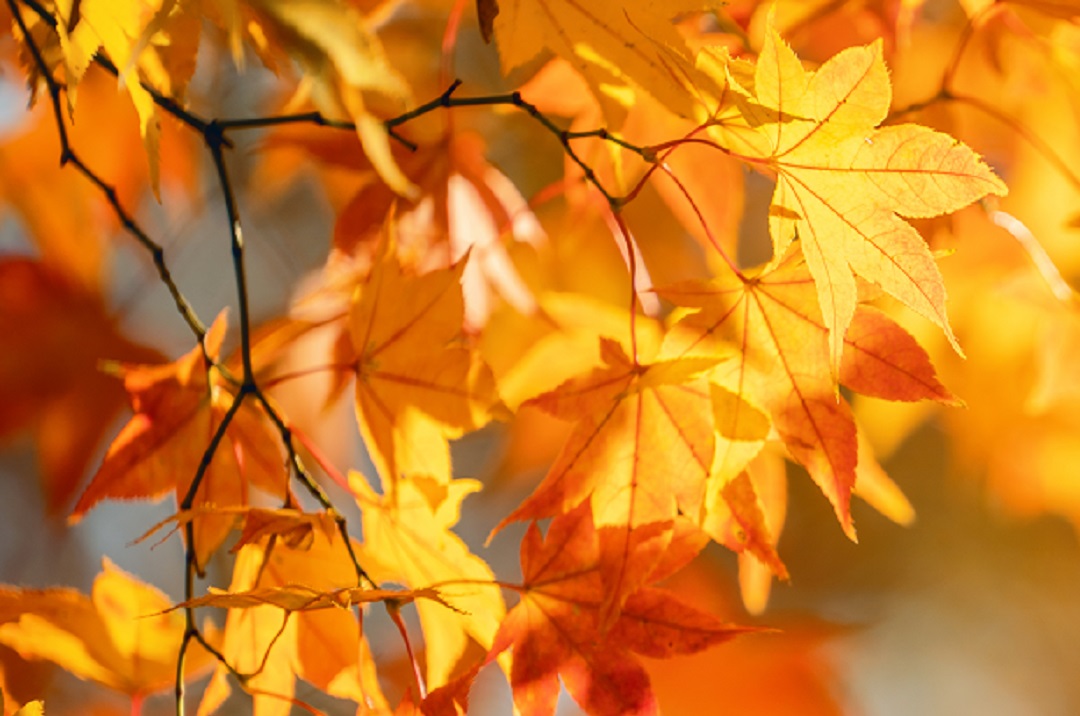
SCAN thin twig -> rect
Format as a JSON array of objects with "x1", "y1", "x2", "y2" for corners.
[
  {"x1": 8, "y1": 0, "x2": 209, "y2": 344},
  {"x1": 219, "y1": 78, "x2": 660, "y2": 209},
  {"x1": 18, "y1": 0, "x2": 227, "y2": 143}
]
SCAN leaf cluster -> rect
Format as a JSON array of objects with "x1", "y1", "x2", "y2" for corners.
[{"x1": 7, "y1": 0, "x2": 1079, "y2": 714}]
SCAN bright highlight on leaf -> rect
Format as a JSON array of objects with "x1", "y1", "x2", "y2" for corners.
[
  {"x1": 347, "y1": 241, "x2": 496, "y2": 496},
  {"x1": 0, "y1": 559, "x2": 219, "y2": 702},
  {"x1": 16, "y1": 0, "x2": 1080, "y2": 713},
  {"x1": 659, "y1": 249, "x2": 955, "y2": 538},
  {"x1": 711, "y1": 23, "x2": 1007, "y2": 369}
]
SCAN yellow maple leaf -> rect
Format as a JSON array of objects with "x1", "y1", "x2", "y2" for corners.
[
  {"x1": 709, "y1": 21, "x2": 1007, "y2": 369},
  {"x1": 0, "y1": 559, "x2": 218, "y2": 702},
  {"x1": 197, "y1": 529, "x2": 389, "y2": 716},
  {"x1": 351, "y1": 471, "x2": 506, "y2": 688},
  {"x1": 348, "y1": 241, "x2": 495, "y2": 495},
  {"x1": 49, "y1": 0, "x2": 198, "y2": 195},
  {"x1": 659, "y1": 248, "x2": 953, "y2": 539},
  {"x1": 491, "y1": 0, "x2": 718, "y2": 126}
]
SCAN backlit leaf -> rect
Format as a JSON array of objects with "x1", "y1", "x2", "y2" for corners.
[
  {"x1": 351, "y1": 472, "x2": 505, "y2": 688},
  {"x1": 71, "y1": 313, "x2": 288, "y2": 569},
  {"x1": 0, "y1": 559, "x2": 218, "y2": 700},
  {"x1": 348, "y1": 242, "x2": 495, "y2": 496},
  {"x1": 711, "y1": 22, "x2": 1006, "y2": 369},
  {"x1": 198, "y1": 529, "x2": 387, "y2": 716},
  {"x1": 491, "y1": 0, "x2": 716, "y2": 125},
  {"x1": 489, "y1": 504, "x2": 748, "y2": 716},
  {"x1": 658, "y1": 250, "x2": 942, "y2": 538},
  {"x1": 496, "y1": 337, "x2": 719, "y2": 623}
]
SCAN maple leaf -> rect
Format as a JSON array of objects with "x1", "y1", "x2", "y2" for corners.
[
  {"x1": 0, "y1": 258, "x2": 163, "y2": 513},
  {"x1": 351, "y1": 471, "x2": 506, "y2": 688},
  {"x1": 490, "y1": 0, "x2": 716, "y2": 126},
  {"x1": 489, "y1": 503, "x2": 748, "y2": 716},
  {"x1": 709, "y1": 22, "x2": 1007, "y2": 369},
  {"x1": 495, "y1": 336, "x2": 721, "y2": 624},
  {"x1": 20, "y1": 0, "x2": 201, "y2": 194},
  {"x1": 71, "y1": 312, "x2": 288, "y2": 569},
  {"x1": 347, "y1": 242, "x2": 495, "y2": 495},
  {"x1": 198, "y1": 528, "x2": 389, "y2": 716},
  {"x1": 0, "y1": 558, "x2": 219, "y2": 702},
  {"x1": 270, "y1": 124, "x2": 545, "y2": 329},
  {"x1": 659, "y1": 249, "x2": 954, "y2": 537},
  {"x1": 22, "y1": 0, "x2": 412, "y2": 195}
]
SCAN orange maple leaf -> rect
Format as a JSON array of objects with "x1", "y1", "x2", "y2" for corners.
[
  {"x1": 0, "y1": 558, "x2": 219, "y2": 704},
  {"x1": 495, "y1": 336, "x2": 719, "y2": 624},
  {"x1": 489, "y1": 503, "x2": 748, "y2": 716},
  {"x1": 347, "y1": 242, "x2": 495, "y2": 494},
  {"x1": 0, "y1": 258, "x2": 163, "y2": 513},
  {"x1": 659, "y1": 248, "x2": 956, "y2": 537},
  {"x1": 71, "y1": 313, "x2": 288, "y2": 568},
  {"x1": 709, "y1": 22, "x2": 1007, "y2": 368},
  {"x1": 18, "y1": 0, "x2": 202, "y2": 194}
]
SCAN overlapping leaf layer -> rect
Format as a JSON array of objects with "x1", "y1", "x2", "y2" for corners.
[{"x1": 5, "y1": 0, "x2": 1063, "y2": 714}]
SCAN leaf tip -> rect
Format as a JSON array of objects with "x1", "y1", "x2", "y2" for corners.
[{"x1": 841, "y1": 516, "x2": 858, "y2": 543}]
